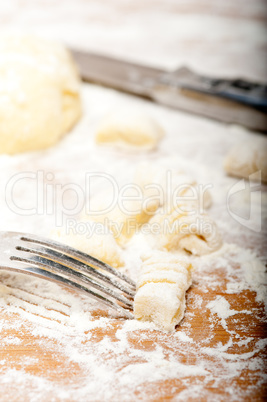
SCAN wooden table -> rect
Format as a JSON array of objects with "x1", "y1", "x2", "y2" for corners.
[
  {"x1": 0, "y1": 265, "x2": 266, "y2": 400},
  {"x1": 0, "y1": 0, "x2": 266, "y2": 400}
]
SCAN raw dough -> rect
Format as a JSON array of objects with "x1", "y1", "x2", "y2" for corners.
[
  {"x1": 133, "y1": 163, "x2": 220, "y2": 255},
  {"x1": 146, "y1": 207, "x2": 222, "y2": 256},
  {"x1": 0, "y1": 35, "x2": 82, "y2": 154},
  {"x1": 134, "y1": 251, "x2": 193, "y2": 332},
  {"x1": 134, "y1": 162, "x2": 212, "y2": 211},
  {"x1": 224, "y1": 137, "x2": 267, "y2": 183},
  {"x1": 51, "y1": 222, "x2": 124, "y2": 268},
  {"x1": 83, "y1": 202, "x2": 157, "y2": 247},
  {"x1": 95, "y1": 109, "x2": 164, "y2": 150},
  {"x1": 83, "y1": 189, "x2": 159, "y2": 246}
]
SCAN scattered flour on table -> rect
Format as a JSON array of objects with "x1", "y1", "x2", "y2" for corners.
[
  {"x1": 0, "y1": 80, "x2": 266, "y2": 400},
  {"x1": 207, "y1": 296, "x2": 252, "y2": 320},
  {"x1": 0, "y1": 243, "x2": 266, "y2": 401}
]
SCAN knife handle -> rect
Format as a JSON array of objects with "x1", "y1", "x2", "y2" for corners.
[
  {"x1": 71, "y1": 49, "x2": 267, "y2": 131},
  {"x1": 161, "y1": 67, "x2": 267, "y2": 112},
  {"x1": 196, "y1": 77, "x2": 267, "y2": 111}
]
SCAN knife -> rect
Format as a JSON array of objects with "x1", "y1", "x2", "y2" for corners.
[{"x1": 71, "y1": 49, "x2": 267, "y2": 132}]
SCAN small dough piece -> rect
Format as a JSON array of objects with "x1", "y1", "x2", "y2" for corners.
[
  {"x1": 146, "y1": 207, "x2": 222, "y2": 256},
  {"x1": 83, "y1": 190, "x2": 159, "y2": 246},
  {"x1": 106, "y1": 203, "x2": 157, "y2": 246},
  {"x1": 134, "y1": 251, "x2": 193, "y2": 332},
  {"x1": 224, "y1": 138, "x2": 267, "y2": 183},
  {"x1": 51, "y1": 222, "x2": 124, "y2": 268},
  {"x1": 0, "y1": 35, "x2": 82, "y2": 154},
  {"x1": 95, "y1": 109, "x2": 164, "y2": 150},
  {"x1": 134, "y1": 162, "x2": 212, "y2": 211}
]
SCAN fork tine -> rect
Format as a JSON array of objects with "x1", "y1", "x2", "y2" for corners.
[
  {"x1": 0, "y1": 231, "x2": 136, "y2": 319},
  {"x1": 21, "y1": 235, "x2": 136, "y2": 289},
  {"x1": 11, "y1": 252, "x2": 133, "y2": 309},
  {"x1": 4, "y1": 263, "x2": 134, "y2": 319},
  {"x1": 16, "y1": 244, "x2": 135, "y2": 298}
]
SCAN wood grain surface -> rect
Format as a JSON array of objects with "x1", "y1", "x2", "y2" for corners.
[
  {"x1": 0, "y1": 0, "x2": 266, "y2": 400},
  {"x1": 1, "y1": 265, "x2": 266, "y2": 401}
]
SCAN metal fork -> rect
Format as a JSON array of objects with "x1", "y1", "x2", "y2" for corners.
[{"x1": 0, "y1": 231, "x2": 136, "y2": 319}]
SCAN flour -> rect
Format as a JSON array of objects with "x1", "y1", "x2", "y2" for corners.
[
  {"x1": 196, "y1": 243, "x2": 267, "y2": 310},
  {"x1": 0, "y1": 335, "x2": 22, "y2": 345},
  {"x1": 0, "y1": 1, "x2": 267, "y2": 398},
  {"x1": 0, "y1": 241, "x2": 266, "y2": 400},
  {"x1": 0, "y1": 86, "x2": 266, "y2": 398},
  {"x1": 207, "y1": 296, "x2": 252, "y2": 320},
  {"x1": 175, "y1": 331, "x2": 193, "y2": 343},
  {"x1": 226, "y1": 256, "x2": 267, "y2": 309}
]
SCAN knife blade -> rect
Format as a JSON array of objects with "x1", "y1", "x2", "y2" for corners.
[{"x1": 71, "y1": 49, "x2": 267, "y2": 132}]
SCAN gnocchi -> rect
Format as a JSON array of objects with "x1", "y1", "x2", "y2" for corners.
[
  {"x1": 134, "y1": 251, "x2": 193, "y2": 332},
  {"x1": 146, "y1": 207, "x2": 222, "y2": 256},
  {"x1": 224, "y1": 138, "x2": 267, "y2": 183},
  {"x1": 134, "y1": 162, "x2": 212, "y2": 211},
  {"x1": 83, "y1": 190, "x2": 159, "y2": 246},
  {"x1": 95, "y1": 109, "x2": 165, "y2": 150},
  {"x1": 51, "y1": 222, "x2": 124, "y2": 268}
]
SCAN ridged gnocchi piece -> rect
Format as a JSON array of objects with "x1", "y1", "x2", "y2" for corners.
[
  {"x1": 146, "y1": 207, "x2": 222, "y2": 256},
  {"x1": 95, "y1": 109, "x2": 165, "y2": 151},
  {"x1": 51, "y1": 222, "x2": 124, "y2": 268},
  {"x1": 134, "y1": 251, "x2": 193, "y2": 332},
  {"x1": 134, "y1": 162, "x2": 212, "y2": 211}
]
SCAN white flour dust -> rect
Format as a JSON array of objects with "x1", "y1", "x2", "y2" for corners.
[
  {"x1": 0, "y1": 84, "x2": 266, "y2": 400},
  {"x1": 0, "y1": 242, "x2": 266, "y2": 401},
  {"x1": 1, "y1": 0, "x2": 267, "y2": 397}
]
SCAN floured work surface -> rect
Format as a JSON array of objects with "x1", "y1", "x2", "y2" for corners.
[{"x1": 0, "y1": 84, "x2": 266, "y2": 401}]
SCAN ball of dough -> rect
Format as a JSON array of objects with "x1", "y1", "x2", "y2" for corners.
[
  {"x1": 95, "y1": 109, "x2": 165, "y2": 150},
  {"x1": 0, "y1": 35, "x2": 82, "y2": 154},
  {"x1": 224, "y1": 138, "x2": 267, "y2": 183}
]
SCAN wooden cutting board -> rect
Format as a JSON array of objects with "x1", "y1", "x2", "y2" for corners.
[{"x1": 0, "y1": 263, "x2": 266, "y2": 401}]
